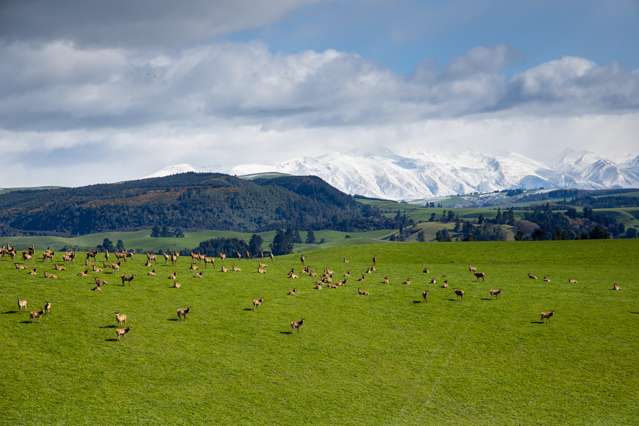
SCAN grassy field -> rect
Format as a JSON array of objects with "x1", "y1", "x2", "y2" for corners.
[
  {"x1": 2, "y1": 229, "x2": 395, "y2": 252},
  {"x1": 1, "y1": 240, "x2": 638, "y2": 424}
]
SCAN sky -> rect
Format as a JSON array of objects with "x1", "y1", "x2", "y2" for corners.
[{"x1": 0, "y1": 0, "x2": 638, "y2": 187}]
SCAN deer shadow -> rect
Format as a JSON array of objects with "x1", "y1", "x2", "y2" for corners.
[
  {"x1": 19, "y1": 320, "x2": 34, "y2": 324},
  {"x1": 167, "y1": 318, "x2": 179, "y2": 322},
  {"x1": 2, "y1": 310, "x2": 18, "y2": 314},
  {"x1": 530, "y1": 321, "x2": 545, "y2": 324},
  {"x1": 243, "y1": 308, "x2": 254, "y2": 311},
  {"x1": 480, "y1": 298, "x2": 494, "y2": 301},
  {"x1": 279, "y1": 331, "x2": 293, "y2": 335},
  {"x1": 104, "y1": 338, "x2": 119, "y2": 342},
  {"x1": 412, "y1": 300, "x2": 422, "y2": 304},
  {"x1": 100, "y1": 324, "x2": 117, "y2": 329},
  {"x1": 629, "y1": 311, "x2": 639, "y2": 315}
]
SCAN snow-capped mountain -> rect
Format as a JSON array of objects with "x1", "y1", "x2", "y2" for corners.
[
  {"x1": 229, "y1": 149, "x2": 639, "y2": 200},
  {"x1": 144, "y1": 163, "x2": 197, "y2": 179},
  {"x1": 145, "y1": 149, "x2": 638, "y2": 201}
]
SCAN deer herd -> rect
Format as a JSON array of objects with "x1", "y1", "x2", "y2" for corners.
[{"x1": 0, "y1": 243, "x2": 630, "y2": 341}]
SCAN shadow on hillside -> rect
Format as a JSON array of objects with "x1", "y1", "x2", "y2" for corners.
[
  {"x1": 100, "y1": 324, "x2": 116, "y2": 328},
  {"x1": 167, "y1": 318, "x2": 179, "y2": 322},
  {"x1": 448, "y1": 298, "x2": 461, "y2": 302},
  {"x1": 19, "y1": 320, "x2": 33, "y2": 324},
  {"x1": 2, "y1": 310, "x2": 18, "y2": 314},
  {"x1": 412, "y1": 300, "x2": 422, "y2": 304},
  {"x1": 629, "y1": 311, "x2": 639, "y2": 315},
  {"x1": 530, "y1": 321, "x2": 545, "y2": 324},
  {"x1": 480, "y1": 298, "x2": 494, "y2": 301},
  {"x1": 279, "y1": 331, "x2": 293, "y2": 335},
  {"x1": 104, "y1": 338, "x2": 119, "y2": 342},
  {"x1": 243, "y1": 308, "x2": 254, "y2": 311}
]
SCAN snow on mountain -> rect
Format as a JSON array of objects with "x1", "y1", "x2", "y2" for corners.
[
  {"x1": 230, "y1": 150, "x2": 639, "y2": 200},
  {"x1": 144, "y1": 163, "x2": 197, "y2": 179}
]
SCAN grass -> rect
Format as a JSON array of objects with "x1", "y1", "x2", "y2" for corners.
[
  {"x1": 1, "y1": 240, "x2": 638, "y2": 424},
  {"x1": 2, "y1": 229, "x2": 395, "y2": 252}
]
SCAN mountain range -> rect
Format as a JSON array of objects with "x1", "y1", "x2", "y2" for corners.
[{"x1": 221, "y1": 149, "x2": 639, "y2": 200}]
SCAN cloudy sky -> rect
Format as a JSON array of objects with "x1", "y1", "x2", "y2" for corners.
[{"x1": 0, "y1": 0, "x2": 638, "y2": 187}]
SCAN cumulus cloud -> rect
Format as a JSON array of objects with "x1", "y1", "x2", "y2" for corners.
[{"x1": 1, "y1": 41, "x2": 638, "y2": 133}]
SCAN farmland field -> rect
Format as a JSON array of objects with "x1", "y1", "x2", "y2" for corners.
[{"x1": 1, "y1": 240, "x2": 638, "y2": 424}]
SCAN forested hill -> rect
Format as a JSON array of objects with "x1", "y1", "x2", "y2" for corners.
[{"x1": 0, "y1": 173, "x2": 394, "y2": 235}]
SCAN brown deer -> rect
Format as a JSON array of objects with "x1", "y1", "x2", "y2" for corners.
[
  {"x1": 43, "y1": 302, "x2": 52, "y2": 314},
  {"x1": 220, "y1": 266, "x2": 229, "y2": 273},
  {"x1": 43, "y1": 272, "x2": 57, "y2": 279},
  {"x1": 543, "y1": 276, "x2": 551, "y2": 283},
  {"x1": 528, "y1": 273, "x2": 538, "y2": 280},
  {"x1": 115, "y1": 311, "x2": 127, "y2": 326},
  {"x1": 120, "y1": 274, "x2": 134, "y2": 286},
  {"x1": 232, "y1": 265, "x2": 241, "y2": 273},
  {"x1": 568, "y1": 278, "x2": 578, "y2": 284},
  {"x1": 468, "y1": 264, "x2": 477, "y2": 273},
  {"x1": 421, "y1": 290, "x2": 429, "y2": 302},
  {"x1": 78, "y1": 269, "x2": 89, "y2": 277},
  {"x1": 30, "y1": 309, "x2": 45, "y2": 320},
  {"x1": 194, "y1": 271, "x2": 203, "y2": 279},
  {"x1": 313, "y1": 283, "x2": 322, "y2": 290},
  {"x1": 252, "y1": 298, "x2": 264, "y2": 310},
  {"x1": 287, "y1": 288, "x2": 297, "y2": 296},
  {"x1": 441, "y1": 281, "x2": 449, "y2": 289},
  {"x1": 474, "y1": 272, "x2": 486, "y2": 281},
  {"x1": 177, "y1": 306, "x2": 191, "y2": 320},
  {"x1": 172, "y1": 282, "x2": 182, "y2": 289},
  {"x1": 612, "y1": 282, "x2": 622, "y2": 291},
  {"x1": 168, "y1": 272, "x2": 177, "y2": 281},
  {"x1": 115, "y1": 327, "x2": 130, "y2": 340},
  {"x1": 290, "y1": 318, "x2": 304, "y2": 332},
  {"x1": 429, "y1": 277, "x2": 437, "y2": 285},
  {"x1": 454, "y1": 289, "x2": 465, "y2": 300},
  {"x1": 403, "y1": 278, "x2": 412, "y2": 285},
  {"x1": 54, "y1": 264, "x2": 65, "y2": 271},
  {"x1": 382, "y1": 276, "x2": 390, "y2": 285},
  {"x1": 540, "y1": 310, "x2": 554, "y2": 321},
  {"x1": 18, "y1": 298, "x2": 28, "y2": 311},
  {"x1": 489, "y1": 288, "x2": 502, "y2": 298},
  {"x1": 357, "y1": 288, "x2": 369, "y2": 296},
  {"x1": 29, "y1": 268, "x2": 37, "y2": 277},
  {"x1": 14, "y1": 263, "x2": 25, "y2": 270},
  {"x1": 422, "y1": 266, "x2": 430, "y2": 274},
  {"x1": 147, "y1": 269, "x2": 157, "y2": 277}
]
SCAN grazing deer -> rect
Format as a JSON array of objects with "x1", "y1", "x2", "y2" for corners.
[
  {"x1": 189, "y1": 263, "x2": 199, "y2": 271},
  {"x1": 429, "y1": 277, "x2": 437, "y2": 285},
  {"x1": 252, "y1": 298, "x2": 264, "y2": 310},
  {"x1": 232, "y1": 265, "x2": 241, "y2": 273},
  {"x1": 146, "y1": 253, "x2": 157, "y2": 264},
  {"x1": 287, "y1": 288, "x2": 297, "y2": 296},
  {"x1": 543, "y1": 276, "x2": 551, "y2": 283},
  {"x1": 115, "y1": 327, "x2": 130, "y2": 340},
  {"x1": 177, "y1": 306, "x2": 191, "y2": 320},
  {"x1": 115, "y1": 311, "x2": 127, "y2": 326},
  {"x1": 422, "y1": 290, "x2": 429, "y2": 302},
  {"x1": 313, "y1": 283, "x2": 322, "y2": 290},
  {"x1": 539, "y1": 310, "x2": 554, "y2": 322},
  {"x1": 357, "y1": 288, "x2": 369, "y2": 296},
  {"x1": 454, "y1": 289, "x2": 465, "y2": 300},
  {"x1": 441, "y1": 281, "x2": 449, "y2": 289},
  {"x1": 382, "y1": 276, "x2": 390, "y2": 285},
  {"x1": 54, "y1": 264, "x2": 65, "y2": 271},
  {"x1": 14, "y1": 263, "x2": 25, "y2": 270},
  {"x1": 290, "y1": 319, "x2": 304, "y2": 332},
  {"x1": 172, "y1": 282, "x2": 182, "y2": 289},
  {"x1": 168, "y1": 272, "x2": 177, "y2": 281},
  {"x1": 43, "y1": 272, "x2": 57, "y2": 280},
  {"x1": 78, "y1": 269, "x2": 89, "y2": 277},
  {"x1": 121, "y1": 274, "x2": 134, "y2": 286},
  {"x1": 422, "y1": 266, "x2": 430, "y2": 274},
  {"x1": 194, "y1": 271, "x2": 203, "y2": 279},
  {"x1": 528, "y1": 273, "x2": 538, "y2": 280},
  {"x1": 22, "y1": 252, "x2": 33, "y2": 261},
  {"x1": 147, "y1": 269, "x2": 156, "y2": 277},
  {"x1": 29, "y1": 268, "x2": 38, "y2": 277},
  {"x1": 288, "y1": 271, "x2": 298, "y2": 279},
  {"x1": 612, "y1": 282, "x2": 622, "y2": 291},
  {"x1": 30, "y1": 309, "x2": 45, "y2": 320},
  {"x1": 43, "y1": 302, "x2": 52, "y2": 314},
  {"x1": 403, "y1": 278, "x2": 412, "y2": 285},
  {"x1": 474, "y1": 272, "x2": 486, "y2": 281},
  {"x1": 18, "y1": 298, "x2": 28, "y2": 311},
  {"x1": 568, "y1": 278, "x2": 578, "y2": 284},
  {"x1": 468, "y1": 264, "x2": 477, "y2": 273},
  {"x1": 489, "y1": 288, "x2": 502, "y2": 298},
  {"x1": 204, "y1": 257, "x2": 215, "y2": 268},
  {"x1": 220, "y1": 266, "x2": 229, "y2": 273}
]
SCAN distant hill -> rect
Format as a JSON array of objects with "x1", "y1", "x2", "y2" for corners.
[{"x1": 0, "y1": 173, "x2": 394, "y2": 236}]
